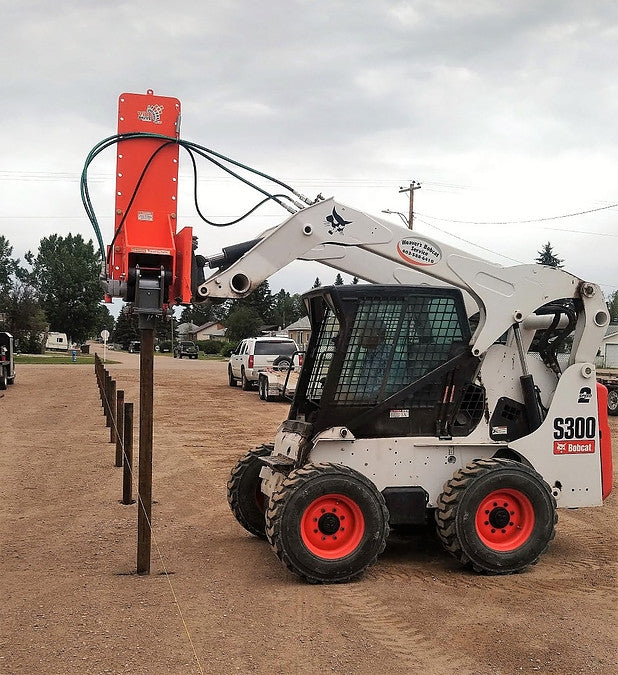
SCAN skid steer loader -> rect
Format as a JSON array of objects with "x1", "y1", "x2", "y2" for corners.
[{"x1": 203, "y1": 200, "x2": 613, "y2": 583}]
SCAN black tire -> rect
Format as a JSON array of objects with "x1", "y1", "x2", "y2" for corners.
[
  {"x1": 228, "y1": 366, "x2": 237, "y2": 387},
  {"x1": 265, "y1": 463, "x2": 390, "y2": 583},
  {"x1": 258, "y1": 376, "x2": 267, "y2": 400},
  {"x1": 227, "y1": 445, "x2": 272, "y2": 538},
  {"x1": 272, "y1": 356, "x2": 292, "y2": 371},
  {"x1": 241, "y1": 368, "x2": 252, "y2": 391},
  {"x1": 0, "y1": 371, "x2": 7, "y2": 390},
  {"x1": 608, "y1": 388, "x2": 618, "y2": 416},
  {"x1": 7, "y1": 375, "x2": 15, "y2": 385},
  {"x1": 435, "y1": 458, "x2": 557, "y2": 574}
]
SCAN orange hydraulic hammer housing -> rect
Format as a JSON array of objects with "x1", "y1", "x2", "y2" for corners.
[{"x1": 105, "y1": 91, "x2": 193, "y2": 312}]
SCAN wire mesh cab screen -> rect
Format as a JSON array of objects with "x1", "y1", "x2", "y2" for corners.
[
  {"x1": 335, "y1": 295, "x2": 465, "y2": 405},
  {"x1": 303, "y1": 287, "x2": 469, "y2": 409}
]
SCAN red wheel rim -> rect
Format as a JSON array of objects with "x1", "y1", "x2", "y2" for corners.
[
  {"x1": 300, "y1": 493, "x2": 365, "y2": 559},
  {"x1": 475, "y1": 489, "x2": 535, "y2": 551}
]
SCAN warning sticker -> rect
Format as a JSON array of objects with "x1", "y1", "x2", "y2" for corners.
[
  {"x1": 397, "y1": 238, "x2": 442, "y2": 266},
  {"x1": 553, "y1": 440, "x2": 595, "y2": 455},
  {"x1": 389, "y1": 409, "x2": 410, "y2": 418}
]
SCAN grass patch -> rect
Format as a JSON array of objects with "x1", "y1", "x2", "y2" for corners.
[{"x1": 14, "y1": 354, "x2": 118, "y2": 365}]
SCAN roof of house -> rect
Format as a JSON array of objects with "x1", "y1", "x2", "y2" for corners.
[
  {"x1": 195, "y1": 321, "x2": 224, "y2": 332},
  {"x1": 284, "y1": 316, "x2": 311, "y2": 331}
]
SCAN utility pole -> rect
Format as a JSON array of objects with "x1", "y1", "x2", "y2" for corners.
[{"x1": 398, "y1": 181, "x2": 421, "y2": 229}]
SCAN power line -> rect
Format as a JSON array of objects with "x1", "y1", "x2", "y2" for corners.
[{"x1": 417, "y1": 202, "x2": 618, "y2": 225}]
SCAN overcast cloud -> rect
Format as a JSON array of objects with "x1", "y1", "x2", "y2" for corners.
[{"x1": 1, "y1": 0, "x2": 617, "y2": 305}]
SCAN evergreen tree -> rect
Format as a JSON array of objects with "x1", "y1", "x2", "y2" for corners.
[
  {"x1": 535, "y1": 242, "x2": 564, "y2": 268},
  {"x1": 25, "y1": 233, "x2": 104, "y2": 344},
  {"x1": 312, "y1": 277, "x2": 322, "y2": 288},
  {"x1": 225, "y1": 306, "x2": 263, "y2": 342},
  {"x1": 334, "y1": 273, "x2": 344, "y2": 285},
  {"x1": 607, "y1": 290, "x2": 618, "y2": 323},
  {"x1": 0, "y1": 235, "x2": 18, "y2": 310},
  {"x1": 179, "y1": 302, "x2": 214, "y2": 326},
  {"x1": 352, "y1": 276, "x2": 359, "y2": 284}
]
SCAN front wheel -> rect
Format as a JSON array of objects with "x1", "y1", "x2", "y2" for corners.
[
  {"x1": 227, "y1": 445, "x2": 272, "y2": 538},
  {"x1": 241, "y1": 368, "x2": 251, "y2": 391},
  {"x1": 266, "y1": 463, "x2": 389, "y2": 583},
  {"x1": 435, "y1": 458, "x2": 557, "y2": 574},
  {"x1": 608, "y1": 388, "x2": 618, "y2": 416}
]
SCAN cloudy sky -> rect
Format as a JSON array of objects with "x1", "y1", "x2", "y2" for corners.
[{"x1": 1, "y1": 0, "x2": 617, "y2": 308}]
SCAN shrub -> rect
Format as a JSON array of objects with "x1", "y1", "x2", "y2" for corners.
[
  {"x1": 218, "y1": 340, "x2": 237, "y2": 358},
  {"x1": 198, "y1": 340, "x2": 223, "y2": 355}
]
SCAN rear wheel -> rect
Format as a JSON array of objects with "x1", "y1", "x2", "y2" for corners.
[
  {"x1": 266, "y1": 463, "x2": 389, "y2": 583},
  {"x1": 608, "y1": 388, "x2": 618, "y2": 416},
  {"x1": 435, "y1": 458, "x2": 557, "y2": 574},
  {"x1": 228, "y1": 366, "x2": 237, "y2": 387},
  {"x1": 0, "y1": 370, "x2": 7, "y2": 390},
  {"x1": 241, "y1": 368, "x2": 252, "y2": 391},
  {"x1": 258, "y1": 375, "x2": 267, "y2": 400},
  {"x1": 227, "y1": 445, "x2": 272, "y2": 538}
]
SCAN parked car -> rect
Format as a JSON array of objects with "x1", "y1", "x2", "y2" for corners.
[
  {"x1": 228, "y1": 336, "x2": 299, "y2": 390},
  {"x1": 174, "y1": 340, "x2": 199, "y2": 359},
  {"x1": 128, "y1": 340, "x2": 141, "y2": 353}
]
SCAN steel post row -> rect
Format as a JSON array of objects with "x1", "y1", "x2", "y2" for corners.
[{"x1": 93, "y1": 353, "x2": 143, "y2": 571}]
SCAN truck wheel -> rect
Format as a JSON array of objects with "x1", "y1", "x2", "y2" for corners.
[
  {"x1": 607, "y1": 388, "x2": 618, "y2": 416},
  {"x1": 228, "y1": 366, "x2": 237, "y2": 387},
  {"x1": 435, "y1": 458, "x2": 557, "y2": 574},
  {"x1": 258, "y1": 376, "x2": 267, "y2": 400},
  {"x1": 0, "y1": 371, "x2": 7, "y2": 390},
  {"x1": 227, "y1": 445, "x2": 272, "y2": 538},
  {"x1": 265, "y1": 463, "x2": 389, "y2": 583},
  {"x1": 241, "y1": 368, "x2": 251, "y2": 391}
]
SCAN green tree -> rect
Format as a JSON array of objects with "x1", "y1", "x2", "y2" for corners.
[
  {"x1": 334, "y1": 273, "x2": 344, "y2": 285},
  {"x1": 535, "y1": 242, "x2": 564, "y2": 268},
  {"x1": 179, "y1": 302, "x2": 214, "y2": 326},
  {"x1": 272, "y1": 289, "x2": 304, "y2": 328},
  {"x1": 113, "y1": 312, "x2": 139, "y2": 348},
  {"x1": 26, "y1": 234, "x2": 104, "y2": 344},
  {"x1": 607, "y1": 290, "x2": 618, "y2": 323},
  {"x1": 6, "y1": 282, "x2": 47, "y2": 353},
  {"x1": 0, "y1": 235, "x2": 18, "y2": 309},
  {"x1": 224, "y1": 305, "x2": 262, "y2": 342},
  {"x1": 352, "y1": 276, "x2": 359, "y2": 285},
  {"x1": 312, "y1": 277, "x2": 321, "y2": 288}
]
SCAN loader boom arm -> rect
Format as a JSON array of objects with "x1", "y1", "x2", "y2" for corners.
[{"x1": 196, "y1": 198, "x2": 607, "y2": 361}]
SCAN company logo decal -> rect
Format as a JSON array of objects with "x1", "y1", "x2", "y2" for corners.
[
  {"x1": 137, "y1": 104, "x2": 164, "y2": 124},
  {"x1": 553, "y1": 416, "x2": 596, "y2": 455},
  {"x1": 577, "y1": 387, "x2": 592, "y2": 404},
  {"x1": 325, "y1": 207, "x2": 352, "y2": 235},
  {"x1": 397, "y1": 238, "x2": 442, "y2": 266}
]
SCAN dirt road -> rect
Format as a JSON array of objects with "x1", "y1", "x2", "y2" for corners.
[{"x1": 1, "y1": 348, "x2": 616, "y2": 674}]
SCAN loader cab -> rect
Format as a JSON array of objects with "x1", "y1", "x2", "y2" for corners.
[{"x1": 290, "y1": 285, "x2": 483, "y2": 439}]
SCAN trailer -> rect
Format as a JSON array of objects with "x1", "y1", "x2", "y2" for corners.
[
  {"x1": 45, "y1": 332, "x2": 69, "y2": 352},
  {"x1": 0, "y1": 332, "x2": 15, "y2": 389},
  {"x1": 598, "y1": 373, "x2": 618, "y2": 415},
  {"x1": 257, "y1": 359, "x2": 302, "y2": 402}
]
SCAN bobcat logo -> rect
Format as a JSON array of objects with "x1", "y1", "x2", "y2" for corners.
[
  {"x1": 137, "y1": 104, "x2": 164, "y2": 124},
  {"x1": 325, "y1": 207, "x2": 352, "y2": 235}
]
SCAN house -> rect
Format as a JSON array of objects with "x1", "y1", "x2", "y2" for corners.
[
  {"x1": 598, "y1": 324, "x2": 618, "y2": 368},
  {"x1": 176, "y1": 322, "x2": 200, "y2": 340},
  {"x1": 195, "y1": 321, "x2": 227, "y2": 342},
  {"x1": 284, "y1": 316, "x2": 311, "y2": 350}
]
